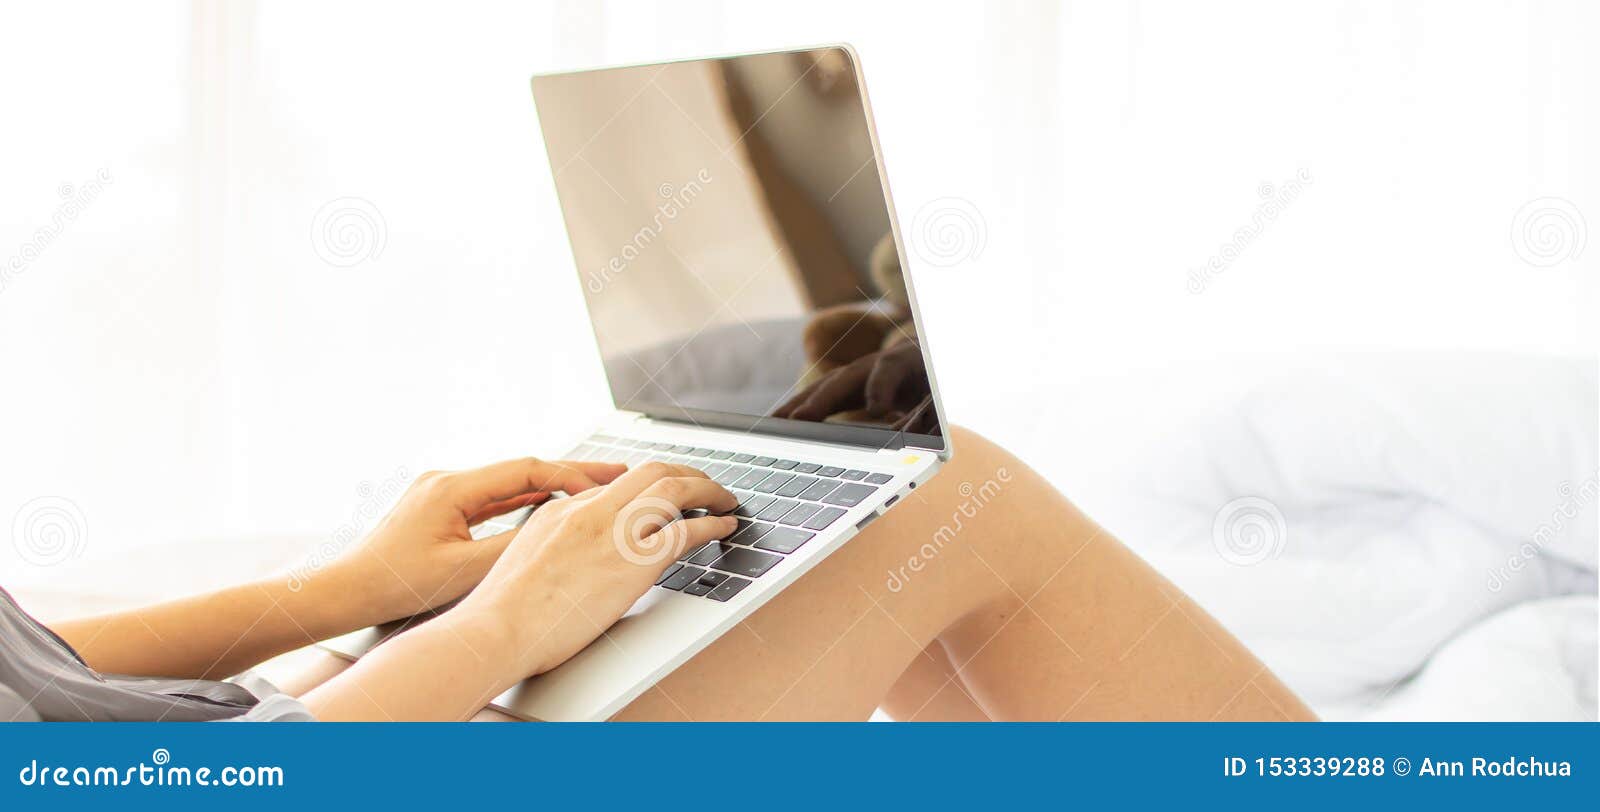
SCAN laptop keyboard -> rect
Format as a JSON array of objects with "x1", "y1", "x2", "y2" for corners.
[{"x1": 566, "y1": 433, "x2": 895, "y2": 602}]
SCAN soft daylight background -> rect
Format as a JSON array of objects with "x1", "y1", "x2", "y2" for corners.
[{"x1": 1, "y1": 0, "x2": 1595, "y2": 720}]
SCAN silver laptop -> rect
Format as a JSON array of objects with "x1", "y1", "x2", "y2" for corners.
[{"x1": 322, "y1": 45, "x2": 951, "y2": 721}]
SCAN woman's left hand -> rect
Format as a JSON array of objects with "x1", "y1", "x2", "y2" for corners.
[{"x1": 317, "y1": 457, "x2": 626, "y2": 628}]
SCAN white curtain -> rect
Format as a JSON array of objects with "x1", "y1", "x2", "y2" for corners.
[{"x1": 1, "y1": 0, "x2": 1593, "y2": 567}]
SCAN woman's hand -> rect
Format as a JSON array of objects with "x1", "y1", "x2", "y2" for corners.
[
  {"x1": 775, "y1": 339, "x2": 928, "y2": 424},
  {"x1": 454, "y1": 461, "x2": 738, "y2": 680},
  {"x1": 320, "y1": 458, "x2": 626, "y2": 629}
]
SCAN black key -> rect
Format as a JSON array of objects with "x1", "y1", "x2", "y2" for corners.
[
  {"x1": 776, "y1": 475, "x2": 818, "y2": 498},
  {"x1": 750, "y1": 456, "x2": 777, "y2": 467},
  {"x1": 728, "y1": 521, "x2": 774, "y2": 546},
  {"x1": 683, "y1": 508, "x2": 708, "y2": 520},
  {"x1": 753, "y1": 472, "x2": 794, "y2": 493},
  {"x1": 797, "y1": 479, "x2": 839, "y2": 501},
  {"x1": 802, "y1": 507, "x2": 847, "y2": 530},
  {"x1": 816, "y1": 466, "x2": 845, "y2": 477},
  {"x1": 655, "y1": 562, "x2": 684, "y2": 586},
  {"x1": 709, "y1": 450, "x2": 734, "y2": 460},
  {"x1": 771, "y1": 459, "x2": 798, "y2": 470},
  {"x1": 670, "y1": 445, "x2": 694, "y2": 454},
  {"x1": 683, "y1": 542, "x2": 734, "y2": 566},
  {"x1": 792, "y1": 462, "x2": 821, "y2": 474},
  {"x1": 730, "y1": 453, "x2": 755, "y2": 463},
  {"x1": 734, "y1": 494, "x2": 775, "y2": 518},
  {"x1": 650, "y1": 442, "x2": 675, "y2": 450},
  {"x1": 778, "y1": 502, "x2": 822, "y2": 526},
  {"x1": 840, "y1": 469, "x2": 868, "y2": 481},
  {"x1": 688, "y1": 447, "x2": 714, "y2": 457},
  {"x1": 713, "y1": 465, "x2": 749, "y2": 486},
  {"x1": 590, "y1": 434, "x2": 618, "y2": 444},
  {"x1": 660, "y1": 565, "x2": 703, "y2": 591},
  {"x1": 756, "y1": 498, "x2": 800, "y2": 522},
  {"x1": 707, "y1": 577, "x2": 752, "y2": 602},
  {"x1": 753, "y1": 526, "x2": 814, "y2": 554},
  {"x1": 710, "y1": 547, "x2": 783, "y2": 578},
  {"x1": 864, "y1": 472, "x2": 893, "y2": 485},
  {"x1": 733, "y1": 469, "x2": 771, "y2": 490},
  {"x1": 702, "y1": 462, "x2": 730, "y2": 477},
  {"x1": 822, "y1": 482, "x2": 877, "y2": 507},
  {"x1": 685, "y1": 570, "x2": 730, "y2": 597}
]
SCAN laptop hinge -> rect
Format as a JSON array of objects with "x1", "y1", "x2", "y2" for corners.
[{"x1": 635, "y1": 412, "x2": 935, "y2": 456}]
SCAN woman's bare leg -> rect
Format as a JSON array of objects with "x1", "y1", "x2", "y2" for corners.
[
  {"x1": 614, "y1": 427, "x2": 1315, "y2": 721},
  {"x1": 287, "y1": 427, "x2": 1313, "y2": 721}
]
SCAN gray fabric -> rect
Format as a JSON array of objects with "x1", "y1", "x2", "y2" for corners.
[{"x1": 0, "y1": 585, "x2": 313, "y2": 721}]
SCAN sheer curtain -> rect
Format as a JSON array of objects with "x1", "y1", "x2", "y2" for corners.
[{"x1": 2, "y1": 0, "x2": 1592, "y2": 570}]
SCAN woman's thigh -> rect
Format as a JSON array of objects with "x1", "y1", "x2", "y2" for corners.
[{"x1": 613, "y1": 427, "x2": 1059, "y2": 720}]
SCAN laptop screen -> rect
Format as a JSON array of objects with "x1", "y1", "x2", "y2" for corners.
[{"x1": 532, "y1": 47, "x2": 945, "y2": 451}]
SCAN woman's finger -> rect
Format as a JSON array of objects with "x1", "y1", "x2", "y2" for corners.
[
  {"x1": 569, "y1": 460, "x2": 629, "y2": 485},
  {"x1": 788, "y1": 357, "x2": 873, "y2": 421},
  {"x1": 773, "y1": 376, "x2": 825, "y2": 418},
  {"x1": 864, "y1": 353, "x2": 915, "y2": 415},
  {"x1": 634, "y1": 515, "x2": 739, "y2": 570},
  {"x1": 587, "y1": 461, "x2": 711, "y2": 508},
  {"x1": 441, "y1": 458, "x2": 618, "y2": 517},
  {"x1": 465, "y1": 492, "x2": 548, "y2": 526},
  {"x1": 628, "y1": 475, "x2": 739, "y2": 522}
]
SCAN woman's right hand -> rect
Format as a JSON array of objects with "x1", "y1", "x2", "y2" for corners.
[{"x1": 454, "y1": 461, "x2": 738, "y2": 681}]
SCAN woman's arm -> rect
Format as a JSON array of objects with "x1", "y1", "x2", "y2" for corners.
[
  {"x1": 47, "y1": 570, "x2": 368, "y2": 681},
  {"x1": 301, "y1": 461, "x2": 735, "y2": 721},
  {"x1": 48, "y1": 458, "x2": 625, "y2": 680}
]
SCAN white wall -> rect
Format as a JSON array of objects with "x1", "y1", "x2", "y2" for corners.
[{"x1": 1, "y1": 0, "x2": 1594, "y2": 570}]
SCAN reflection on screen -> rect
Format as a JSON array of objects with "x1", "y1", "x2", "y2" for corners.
[{"x1": 532, "y1": 48, "x2": 941, "y2": 441}]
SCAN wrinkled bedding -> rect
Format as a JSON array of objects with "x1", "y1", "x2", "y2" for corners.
[{"x1": 1073, "y1": 352, "x2": 1597, "y2": 719}]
